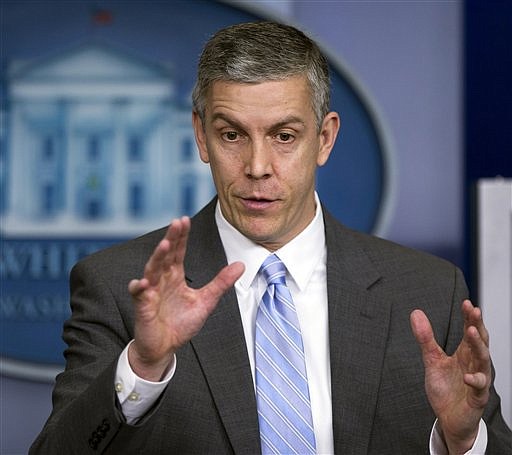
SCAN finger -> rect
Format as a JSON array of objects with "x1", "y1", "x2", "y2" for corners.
[
  {"x1": 464, "y1": 324, "x2": 491, "y2": 373},
  {"x1": 143, "y1": 219, "x2": 186, "y2": 283},
  {"x1": 128, "y1": 278, "x2": 150, "y2": 297},
  {"x1": 464, "y1": 371, "x2": 491, "y2": 409},
  {"x1": 143, "y1": 238, "x2": 172, "y2": 285},
  {"x1": 158, "y1": 217, "x2": 190, "y2": 272},
  {"x1": 410, "y1": 309, "x2": 445, "y2": 364},
  {"x1": 200, "y1": 261, "x2": 245, "y2": 308},
  {"x1": 173, "y1": 216, "x2": 191, "y2": 266},
  {"x1": 462, "y1": 300, "x2": 489, "y2": 347},
  {"x1": 464, "y1": 372, "x2": 488, "y2": 391},
  {"x1": 157, "y1": 219, "x2": 182, "y2": 267}
]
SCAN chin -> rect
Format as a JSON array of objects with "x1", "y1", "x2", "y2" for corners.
[{"x1": 243, "y1": 227, "x2": 284, "y2": 250}]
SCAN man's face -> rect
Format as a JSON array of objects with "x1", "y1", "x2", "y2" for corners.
[{"x1": 193, "y1": 76, "x2": 340, "y2": 251}]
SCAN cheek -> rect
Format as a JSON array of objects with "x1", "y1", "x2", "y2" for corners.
[
  {"x1": 281, "y1": 154, "x2": 317, "y2": 184},
  {"x1": 209, "y1": 154, "x2": 241, "y2": 186}
]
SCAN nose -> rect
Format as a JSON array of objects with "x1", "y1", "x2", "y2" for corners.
[{"x1": 244, "y1": 139, "x2": 272, "y2": 179}]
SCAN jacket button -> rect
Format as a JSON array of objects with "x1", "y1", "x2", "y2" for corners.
[{"x1": 88, "y1": 437, "x2": 99, "y2": 450}]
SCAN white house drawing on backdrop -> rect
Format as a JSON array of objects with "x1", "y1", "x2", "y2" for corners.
[{"x1": 1, "y1": 43, "x2": 214, "y2": 237}]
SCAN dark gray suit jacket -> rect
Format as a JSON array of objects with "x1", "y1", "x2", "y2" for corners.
[{"x1": 30, "y1": 200, "x2": 511, "y2": 454}]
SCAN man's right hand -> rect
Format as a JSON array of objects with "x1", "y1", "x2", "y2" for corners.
[{"x1": 127, "y1": 216, "x2": 245, "y2": 382}]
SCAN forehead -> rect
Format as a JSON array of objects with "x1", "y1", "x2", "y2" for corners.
[{"x1": 205, "y1": 76, "x2": 315, "y2": 123}]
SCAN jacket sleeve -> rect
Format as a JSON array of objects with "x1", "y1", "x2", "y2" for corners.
[
  {"x1": 450, "y1": 268, "x2": 512, "y2": 454},
  {"x1": 29, "y1": 254, "x2": 155, "y2": 454}
]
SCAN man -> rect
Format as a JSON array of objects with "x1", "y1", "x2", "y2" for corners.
[{"x1": 31, "y1": 21, "x2": 511, "y2": 454}]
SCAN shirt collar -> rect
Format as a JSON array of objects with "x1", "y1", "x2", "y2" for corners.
[{"x1": 215, "y1": 192, "x2": 326, "y2": 292}]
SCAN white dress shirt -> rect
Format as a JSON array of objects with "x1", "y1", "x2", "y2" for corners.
[
  {"x1": 216, "y1": 193, "x2": 333, "y2": 454},
  {"x1": 114, "y1": 194, "x2": 486, "y2": 454}
]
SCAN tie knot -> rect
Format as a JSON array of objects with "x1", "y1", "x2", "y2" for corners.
[{"x1": 260, "y1": 254, "x2": 287, "y2": 285}]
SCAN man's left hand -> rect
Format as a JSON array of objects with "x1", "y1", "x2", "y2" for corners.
[{"x1": 410, "y1": 300, "x2": 491, "y2": 454}]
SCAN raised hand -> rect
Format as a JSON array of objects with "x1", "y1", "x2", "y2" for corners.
[
  {"x1": 410, "y1": 300, "x2": 491, "y2": 454},
  {"x1": 127, "y1": 216, "x2": 245, "y2": 381}
]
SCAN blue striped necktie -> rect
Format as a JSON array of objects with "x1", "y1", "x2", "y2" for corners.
[{"x1": 255, "y1": 254, "x2": 316, "y2": 454}]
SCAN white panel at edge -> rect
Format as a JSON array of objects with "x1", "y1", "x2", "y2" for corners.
[{"x1": 477, "y1": 178, "x2": 512, "y2": 427}]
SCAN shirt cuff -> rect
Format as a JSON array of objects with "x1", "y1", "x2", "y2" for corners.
[
  {"x1": 429, "y1": 418, "x2": 488, "y2": 455},
  {"x1": 115, "y1": 340, "x2": 176, "y2": 424}
]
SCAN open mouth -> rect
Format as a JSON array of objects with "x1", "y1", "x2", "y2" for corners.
[{"x1": 240, "y1": 197, "x2": 276, "y2": 211}]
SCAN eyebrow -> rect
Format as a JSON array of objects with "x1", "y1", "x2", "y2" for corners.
[
  {"x1": 210, "y1": 113, "x2": 245, "y2": 130},
  {"x1": 210, "y1": 112, "x2": 306, "y2": 131}
]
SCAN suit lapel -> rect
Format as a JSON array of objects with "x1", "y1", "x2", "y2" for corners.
[
  {"x1": 183, "y1": 202, "x2": 392, "y2": 454},
  {"x1": 324, "y1": 209, "x2": 392, "y2": 454},
  {"x1": 184, "y1": 201, "x2": 260, "y2": 455}
]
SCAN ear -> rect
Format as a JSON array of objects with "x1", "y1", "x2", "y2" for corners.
[
  {"x1": 317, "y1": 111, "x2": 341, "y2": 167},
  {"x1": 192, "y1": 111, "x2": 210, "y2": 163}
]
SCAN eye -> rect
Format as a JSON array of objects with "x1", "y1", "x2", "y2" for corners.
[
  {"x1": 276, "y1": 132, "x2": 294, "y2": 143},
  {"x1": 222, "y1": 131, "x2": 239, "y2": 141}
]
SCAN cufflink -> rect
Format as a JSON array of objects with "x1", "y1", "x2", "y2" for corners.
[{"x1": 128, "y1": 391, "x2": 140, "y2": 401}]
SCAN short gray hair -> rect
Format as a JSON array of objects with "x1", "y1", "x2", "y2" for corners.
[{"x1": 192, "y1": 21, "x2": 331, "y2": 131}]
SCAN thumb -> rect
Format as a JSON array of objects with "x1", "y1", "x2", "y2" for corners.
[
  {"x1": 202, "y1": 261, "x2": 245, "y2": 302},
  {"x1": 410, "y1": 309, "x2": 444, "y2": 364}
]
